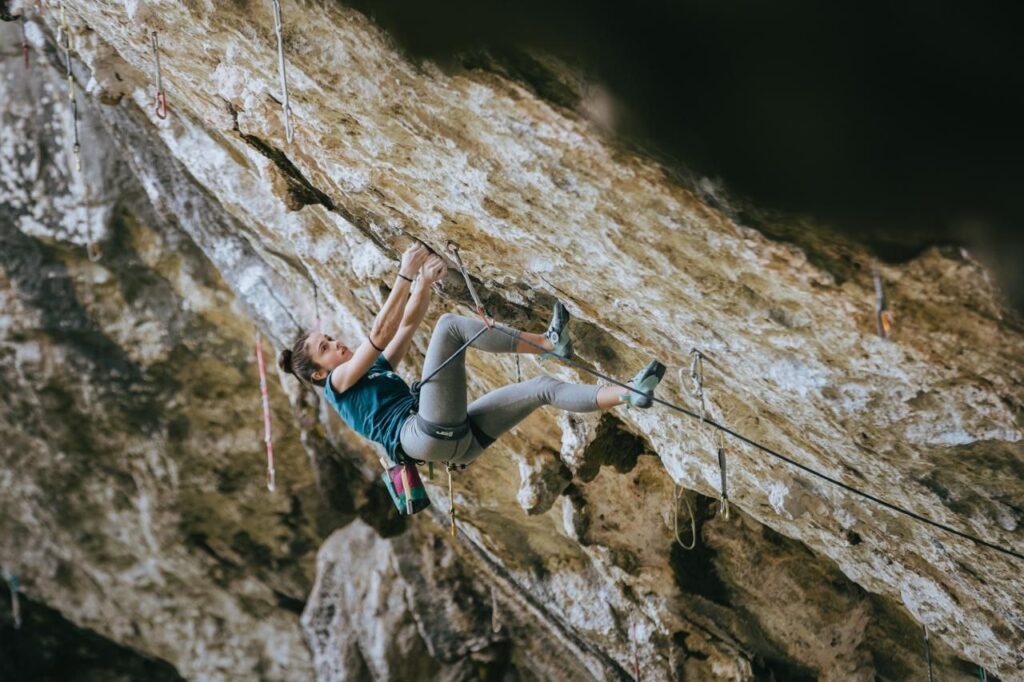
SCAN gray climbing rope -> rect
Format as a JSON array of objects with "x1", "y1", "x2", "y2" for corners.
[{"x1": 442, "y1": 245, "x2": 1024, "y2": 562}]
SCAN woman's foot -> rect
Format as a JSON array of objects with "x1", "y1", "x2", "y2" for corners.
[
  {"x1": 542, "y1": 300, "x2": 573, "y2": 360},
  {"x1": 624, "y1": 359, "x2": 666, "y2": 408}
]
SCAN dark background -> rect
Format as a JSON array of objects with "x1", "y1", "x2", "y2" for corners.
[{"x1": 344, "y1": 0, "x2": 1024, "y2": 311}]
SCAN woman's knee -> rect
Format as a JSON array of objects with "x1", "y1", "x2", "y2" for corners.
[
  {"x1": 436, "y1": 312, "x2": 465, "y2": 339},
  {"x1": 527, "y1": 375, "x2": 562, "y2": 403}
]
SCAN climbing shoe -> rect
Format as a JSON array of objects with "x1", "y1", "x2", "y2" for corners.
[
  {"x1": 624, "y1": 359, "x2": 666, "y2": 409},
  {"x1": 542, "y1": 300, "x2": 573, "y2": 360}
]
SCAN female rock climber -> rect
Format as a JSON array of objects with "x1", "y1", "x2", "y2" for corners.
[{"x1": 278, "y1": 243, "x2": 666, "y2": 466}]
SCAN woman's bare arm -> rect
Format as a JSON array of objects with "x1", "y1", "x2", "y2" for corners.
[
  {"x1": 384, "y1": 255, "x2": 447, "y2": 369},
  {"x1": 331, "y1": 244, "x2": 429, "y2": 392}
]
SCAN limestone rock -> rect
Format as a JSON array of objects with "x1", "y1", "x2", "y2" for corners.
[{"x1": 1, "y1": 3, "x2": 1022, "y2": 681}]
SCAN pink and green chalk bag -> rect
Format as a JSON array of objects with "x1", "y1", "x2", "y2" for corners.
[{"x1": 380, "y1": 460, "x2": 431, "y2": 515}]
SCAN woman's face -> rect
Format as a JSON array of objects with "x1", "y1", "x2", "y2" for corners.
[{"x1": 306, "y1": 332, "x2": 353, "y2": 381}]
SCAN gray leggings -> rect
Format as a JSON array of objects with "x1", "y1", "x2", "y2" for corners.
[{"x1": 399, "y1": 313, "x2": 601, "y2": 465}]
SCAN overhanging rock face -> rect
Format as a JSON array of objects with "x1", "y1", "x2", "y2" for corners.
[{"x1": 1, "y1": 2, "x2": 1022, "y2": 680}]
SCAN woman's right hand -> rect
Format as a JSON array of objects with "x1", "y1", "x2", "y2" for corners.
[
  {"x1": 400, "y1": 243, "x2": 429, "y2": 278},
  {"x1": 420, "y1": 254, "x2": 448, "y2": 284}
]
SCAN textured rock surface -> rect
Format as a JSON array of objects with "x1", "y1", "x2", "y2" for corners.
[{"x1": 1, "y1": 2, "x2": 1022, "y2": 680}]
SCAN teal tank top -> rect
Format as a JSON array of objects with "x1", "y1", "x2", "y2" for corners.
[{"x1": 323, "y1": 355, "x2": 417, "y2": 461}]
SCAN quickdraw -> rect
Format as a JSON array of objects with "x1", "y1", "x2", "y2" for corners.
[
  {"x1": 923, "y1": 625, "x2": 934, "y2": 682},
  {"x1": 6, "y1": 574, "x2": 21, "y2": 630},
  {"x1": 688, "y1": 348, "x2": 706, "y2": 422},
  {"x1": 490, "y1": 586, "x2": 502, "y2": 633},
  {"x1": 716, "y1": 431, "x2": 730, "y2": 520},
  {"x1": 313, "y1": 281, "x2": 321, "y2": 332},
  {"x1": 270, "y1": 0, "x2": 294, "y2": 144},
  {"x1": 151, "y1": 31, "x2": 167, "y2": 119},
  {"x1": 20, "y1": 13, "x2": 29, "y2": 70},
  {"x1": 631, "y1": 620, "x2": 641, "y2": 681},
  {"x1": 873, "y1": 261, "x2": 893, "y2": 339},
  {"x1": 59, "y1": 2, "x2": 80, "y2": 173},
  {"x1": 84, "y1": 179, "x2": 102, "y2": 262},
  {"x1": 255, "y1": 332, "x2": 276, "y2": 492},
  {"x1": 446, "y1": 241, "x2": 493, "y2": 327},
  {"x1": 446, "y1": 462, "x2": 457, "y2": 537}
]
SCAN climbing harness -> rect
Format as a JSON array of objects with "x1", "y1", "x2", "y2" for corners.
[
  {"x1": 20, "y1": 13, "x2": 28, "y2": 70},
  {"x1": 923, "y1": 625, "x2": 934, "y2": 682},
  {"x1": 671, "y1": 484, "x2": 696, "y2": 550},
  {"x1": 6, "y1": 574, "x2": 20, "y2": 630},
  {"x1": 716, "y1": 431, "x2": 730, "y2": 520},
  {"x1": 255, "y1": 331, "x2": 276, "y2": 492},
  {"x1": 873, "y1": 261, "x2": 893, "y2": 339},
  {"x1": 150, "y1": 31, "x2": 167, "y2": 120},
  {"x1": 270, "y1": 0, "x2": 294, "y2": 144},
  {"x1": 58, "y1": 2, "x2": 80, "y2": 173}
]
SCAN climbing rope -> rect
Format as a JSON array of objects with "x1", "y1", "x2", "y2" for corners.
[
  {"x1": 255, "y1": 331, "x2": 276, "y2": 492},
  {"x1": 446, "y1": 462, "x2": 457, "y2": 537},
  {"x1": 6, "y1": 574, "x2": 20, "y2": 630},
  {"x1": 923, "y1": 625, "x2": 934, "y2": 682},
  {"x1": 58, "y1": 2, "x2": 80, "y2": 173},
  {"x1": 412, "y1": 325, "x2": 488, "y2": 397},
  {"x1": 270, "y1": 0, "x2": 294, "y2": 144},
  {"x1": 873, "y1": 261, "x2": 893, "y2": 339},
  {"x1": 150, "y1": 31, "x2": 167, "y2": 120},
  {"x1": 441, "y1": 246, "x2": 1024, "y2": 563},
  {"x1": 670, "y1": 484, "x2": 696, "y2": 550}
]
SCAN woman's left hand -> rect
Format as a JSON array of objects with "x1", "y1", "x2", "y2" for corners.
[{"x1": 420, "y1": 255, "x2": 448, "y2": 284}]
